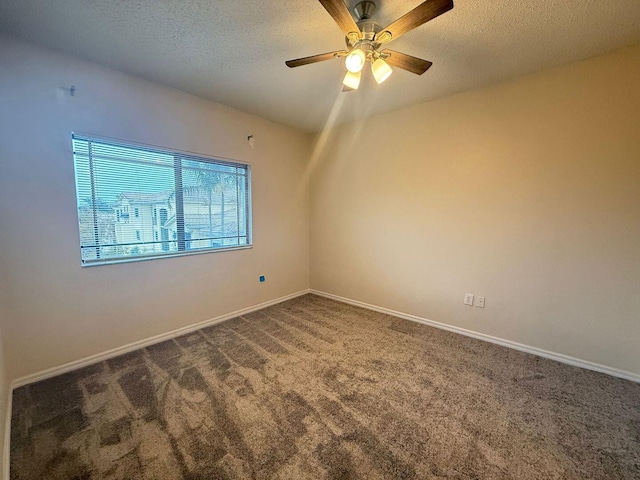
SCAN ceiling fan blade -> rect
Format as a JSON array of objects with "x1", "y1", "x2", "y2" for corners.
[
  {"x1": 285, "y1": 50, "x2": 348, "y2": 68},
  {"x1": 382, "y1": 50, "x2": 433, "y2": 75},
  {"x1": 318, "y1": 0, "x2": 361, "y2": 38},
  {"x1": 375, "y1": 0, "x2": 453, "y2": 44}
]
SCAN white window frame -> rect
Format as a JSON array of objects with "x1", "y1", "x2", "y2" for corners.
[{"x1": 72, "y1": 133, "x2": 252, "y2": 266}]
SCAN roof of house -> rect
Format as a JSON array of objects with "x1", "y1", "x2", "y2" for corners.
[
  {"x1": 118, "y1": 191, "x2": 172, "y2": 204},
  {"x1": 118, "y1": 188, "x2": 238, "y2": 206}
]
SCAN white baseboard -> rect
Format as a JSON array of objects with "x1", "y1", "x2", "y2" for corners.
[
  {"x1": 10, "y1": 289, "x2": 311, "y2": 390},
  {"x1": 310, "y1": 289, "x2": 640, "y2": 384}
]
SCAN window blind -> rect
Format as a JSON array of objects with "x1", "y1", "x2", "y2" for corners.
[{"x1": 72, "y1": 134, "x2": 251, "y2": 265}]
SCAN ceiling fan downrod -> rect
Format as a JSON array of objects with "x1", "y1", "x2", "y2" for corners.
[{"x1": 353, "y1": 1, "x2": 376, "y2": 21}]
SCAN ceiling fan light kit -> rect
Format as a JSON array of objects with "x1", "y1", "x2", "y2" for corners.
[
  {"x1": 285, "y1": 0, "x2": 454, "y2": 91},
  {"x1": 345, "y1": 48, "x2": 367, "y2": 72},
  {"x1": 371, "y1": 57, "x2": 393, "y2": 84},
  {"x1": 343, "y1": 70, "x2": 362, "y2": 89}
]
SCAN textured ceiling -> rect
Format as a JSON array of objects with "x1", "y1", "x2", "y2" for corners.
[{"x1": 1, "y1": 0, "x2": 640, "y2": 132}]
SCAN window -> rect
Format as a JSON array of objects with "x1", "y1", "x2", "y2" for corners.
[{"x1": 72, "y1": 134, "x2": 251, "y2": 265}]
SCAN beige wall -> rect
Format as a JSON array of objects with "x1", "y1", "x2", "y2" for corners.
[
  {"x1": 0, "y1": 35, "x2": 311, "y2": 379},
  {"x1": 310, "y1": 45, "x2": 640, "y2": 375}
]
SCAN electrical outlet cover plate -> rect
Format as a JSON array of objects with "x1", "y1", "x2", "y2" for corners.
[
  {"x1": 476, "y1": 296, "x2": 485, "y2": 308},
  {"x1": 464, "y1": 293, "x2": 474, "y2": 306}
]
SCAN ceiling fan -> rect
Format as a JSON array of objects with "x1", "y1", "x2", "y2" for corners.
[{"x1": 285, "y1": 0, "x2": 454, "y2": 90}]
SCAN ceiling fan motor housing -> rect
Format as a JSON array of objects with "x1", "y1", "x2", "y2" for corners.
[{"x1": 344, "y1": 0, "x2": 383, "y2": 61}]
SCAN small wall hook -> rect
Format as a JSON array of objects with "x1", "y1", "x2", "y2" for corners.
[
  {"x1": 247, "y1": 135, "x2": 255, "y2": 148},
  {"x1": 69, "y1": 85, "x2": 76, "y2": 96}
]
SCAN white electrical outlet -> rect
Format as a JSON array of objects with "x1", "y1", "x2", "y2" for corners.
[
  {"x1": 476, "y1": 296, "x2": 485, "y2": 308},
  {"x1": 464, "y1": 293, "x2": 474, "y2": 306}
]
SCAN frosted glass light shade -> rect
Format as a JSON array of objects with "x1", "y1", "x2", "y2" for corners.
[
  {"x1": 343, "y1": 70, "x2": 361, "y2": 90},
  {"x1": 372, "y1": 58, "x2": 393, "y2": 84},
  {"x1": 345, "y1": 49, "x2": 366, "y2": 73}
]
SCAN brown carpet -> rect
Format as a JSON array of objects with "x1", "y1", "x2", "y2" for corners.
[{"x1": 9, "y1": 294, "x2": 640, "y2": 479}]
